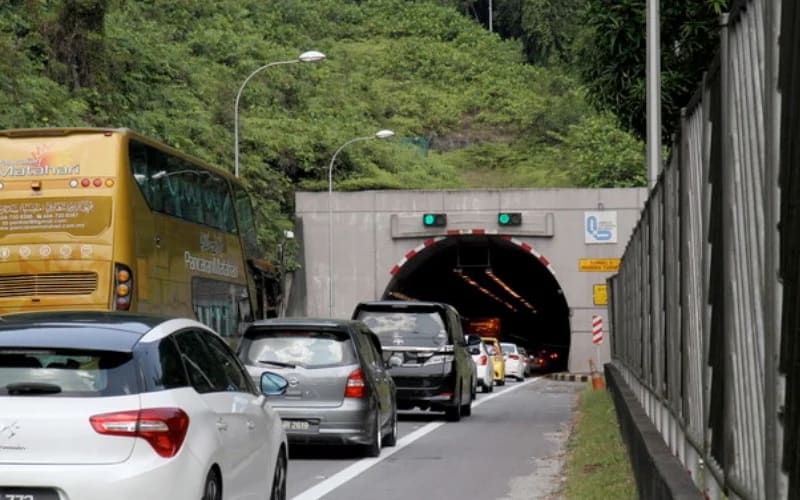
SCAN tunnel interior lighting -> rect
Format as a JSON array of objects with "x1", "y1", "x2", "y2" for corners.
[
  {"x1": 485, "y1": 269, "x2": 537, "y2": 313},
  {"x1": 454, "y1": 269, "x2": 517, "y2": 312}
]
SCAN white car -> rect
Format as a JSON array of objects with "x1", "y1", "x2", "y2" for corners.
[
  {"x1": 501, "y1": 342, "x2": 526, "y2": 381},
  {"x1": 0, "y1": 311, "x2": 290, "y2": 500},
  {"x1": 468, "y1": 336, "x2": 494, "y2": 392}
]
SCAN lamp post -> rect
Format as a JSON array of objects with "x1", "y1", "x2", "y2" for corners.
[
  {"x1": 234, "y1": 50, "x2": 326, "y2": 178},
  {"x1": 327, "y1": 129, "x2": 395, "y2": 316}
]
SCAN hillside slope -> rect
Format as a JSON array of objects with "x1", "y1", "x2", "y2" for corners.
[{"x1": 0, "y1": 0, "x2": 644, "y2": 252}]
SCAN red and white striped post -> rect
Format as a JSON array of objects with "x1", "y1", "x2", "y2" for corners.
[{"x1": 591, "y1": 314, "x2": 605, "y2": 389}]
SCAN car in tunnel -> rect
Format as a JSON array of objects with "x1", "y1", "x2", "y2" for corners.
[
  {"x1": 501, "y1": 342, "x2": 526, "y2": 381},
  {"x1": 352, "y1": 300, "x2": 474, "y2": 422},
  {"x1": 481, "y1": 337, "x2": 506, "y2": 386},
  {"x1": 467, "y1": 335, "x2": 494, "y2": 392}
]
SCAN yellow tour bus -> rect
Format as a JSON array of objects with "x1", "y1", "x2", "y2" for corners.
[{"x1": 0, "y1": 127, "x2": 274, "y2": 338}]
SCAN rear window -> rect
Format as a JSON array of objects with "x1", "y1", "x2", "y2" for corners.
[
  {"x1": 501, "y1": 343, "x2": 517, "y2": 354},
  {"x1": 0, "y1": 348, "x2": 138, "y2": 397},
  {"x1": 482, "y1": 340, "x2": 499, "y2": 355},
  {"x1": 240, "y1": 329, "x2": 356, "y2": 368},
  {"x1": 355, "y1": 310, "x2": 448, "y2": 348}
]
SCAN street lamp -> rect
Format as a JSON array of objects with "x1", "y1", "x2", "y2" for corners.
[
  {"x1": 234, "y1": 50, "x2": 326, "y2": 178},
  {"x1": 327, "y1": 129, "x2": 395, "y2": 316}
]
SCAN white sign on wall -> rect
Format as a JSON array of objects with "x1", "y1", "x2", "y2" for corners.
[{"x1": 584, "y1": 211, "x2": 618, "y2": 244}]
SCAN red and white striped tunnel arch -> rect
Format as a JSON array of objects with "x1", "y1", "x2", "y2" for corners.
[{"x1": 389, "y1": 229, "x2": 557, "y2": 278}]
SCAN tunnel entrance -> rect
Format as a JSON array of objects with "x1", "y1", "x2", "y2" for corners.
[{"x1": 383, "y1": 235, "x2": 571, "y2": 371}]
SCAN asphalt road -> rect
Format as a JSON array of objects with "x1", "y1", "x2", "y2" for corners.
[{"x1": 286, "y1": 377, "x2": 582, "y2": 500}]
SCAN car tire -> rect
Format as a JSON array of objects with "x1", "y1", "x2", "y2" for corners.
[
  {"x1": 461, "y1": 393, "x2": 472, "y2": 417},
  {"x1": 497, "y1": 378, "x2": 505, "y2": 386},
  {"x1": 364, "y1": 414, "x2": 382, "y2": 457},
  {"x1": 383, "y1": 410, "x2": 398, "y2": 447},
  {"x1": 202, "y1": 468, "x2": 222, "y2": 500},
  {"x1": 487, "y1": 380, "x2": 494, "y2": 392},
  {"x1": 270, "y1": 449, "x2": 287, "y2": 500},
  {"x1": 445, "y1": 391, "x2": 462, "y2": 422}
]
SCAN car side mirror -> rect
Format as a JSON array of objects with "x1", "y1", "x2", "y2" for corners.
[
  {"x1": 260, "y1": 371, "x2": 289, "y2": 396},
  {"x1": 468, "y1": 346, "x2": 480, "y2": 355}
]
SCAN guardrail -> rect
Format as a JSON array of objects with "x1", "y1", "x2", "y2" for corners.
[{"x1": 606, "y1": 0, "x2": 797, "y2": 498}]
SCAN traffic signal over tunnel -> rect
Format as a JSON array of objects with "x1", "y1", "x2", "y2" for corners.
[
  {"x1": 498, "y1": 212, "x2": 522, "y2": 226},
  {"x1": 422, "y1": 213, "x2": 447, "y2": 227}
]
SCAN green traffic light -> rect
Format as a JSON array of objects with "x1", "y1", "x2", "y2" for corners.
[
  {"x1": 499, "y1": 213, "x2": 511, "y2": 225},
  {"x1": 424, "y1": 214, "x2": 435, "y2": 225}
]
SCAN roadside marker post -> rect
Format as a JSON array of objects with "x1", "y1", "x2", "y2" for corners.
[{"x1": 590, "y1": 315, "x2": 605, "y2": 390}]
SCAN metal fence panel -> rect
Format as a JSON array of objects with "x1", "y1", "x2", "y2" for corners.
[{"x1": 607, "y1": 0, "x2": 789, "y2": 497}]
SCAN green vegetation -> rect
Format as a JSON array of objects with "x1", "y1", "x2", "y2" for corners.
[
  {"x1": 1, "y1": 0, "x2": 646, "y2": 261},
  {"x1": 573, "y1": 0, "x2": 728, "y2": 142},
  {"x1": 564, "y1": 385, "x2": 637, "y2": 500}
]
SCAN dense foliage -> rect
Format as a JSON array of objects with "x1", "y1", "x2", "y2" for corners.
[
  {"x1": 1, "y1": 0, "x2": 645, "y2": 262},
  {"x1": 573, "y1": 0, "x2": 728, "y2": 142}
]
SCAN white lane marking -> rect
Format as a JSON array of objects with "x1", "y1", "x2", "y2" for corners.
[{"x1": 290, "y1": 377, "x2": 543, "y2": 500}]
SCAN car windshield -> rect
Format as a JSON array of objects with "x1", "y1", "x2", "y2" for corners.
[
  {"x1": 501, "y1": 343, "x2": 516, "y2": 353},
  {"x1": 241, "y1": 330, "x2": 356, "y2": 368},
  {"x1": 0, "y1": 348, "x2": 138, "y2": 397},
  {"x1": 357, "y1": 311, "x2": 448, "y2": 348}
]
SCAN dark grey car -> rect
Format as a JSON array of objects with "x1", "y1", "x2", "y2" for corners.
[
  {"x1": 237, "y1": 318, "x2": 397, "y2": 457},
  {"x1": 352, "y1": 301, "x2": 475, "y2": 422}
]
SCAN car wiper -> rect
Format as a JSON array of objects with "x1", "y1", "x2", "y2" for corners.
[
  {"x1": 256, "y1": 360, "x2": 296, "y2": 369},
  {"x1": 6, "y1": 382, "x2": 62, "y2": 395}
]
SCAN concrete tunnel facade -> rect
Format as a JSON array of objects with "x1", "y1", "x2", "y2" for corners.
[{"x1": 288, "y1": 188, "x2": 647, "y2": 373}]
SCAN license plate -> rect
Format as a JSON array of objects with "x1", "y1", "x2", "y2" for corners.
[
  {"x1": 0, "y1": 488, "x2": 60, "y2": 500},
  {"x1": 282, "y1": 420, "x2": 311, "y2": 430}
]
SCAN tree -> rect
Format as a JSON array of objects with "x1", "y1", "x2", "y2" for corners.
[{"x1": 575, "y1": 0, "x2": 727, "y2": 143}]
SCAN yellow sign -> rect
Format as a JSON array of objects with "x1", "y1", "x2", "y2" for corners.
[
  {"x1": 593, "y1": 284, "x2": 608, "y2": 305},
  {"x1": 578, "y1": 258, "x2": 620, "y2": 272}
]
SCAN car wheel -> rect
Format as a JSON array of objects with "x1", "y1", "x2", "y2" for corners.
[
  {"x1": 445, "y1": 391, "x2": 462, "y2": 422},
  {"x1": 269, "y1": 450, "x2": 287, "y2": 500},
  {"x1": 497, "y1": 378, "x2": 505, "y2": 386},
  {"x1": 487, "y1": 380, "x2": 494, "y2": 393},
  {"x1": 461, "y1": 391, "x2": 472, "y2": 417},
  {"x1": 364, "y1": 413, "x2": 382, "y2": 457},
  {"x1": 202, "y1": 469, "x2": 221, "y2": 500},
  {"x1": 383, "y1": 410, "x2": 398, "y2": 447}
]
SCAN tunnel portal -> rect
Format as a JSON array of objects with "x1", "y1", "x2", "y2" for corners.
[{"x1": 382, "y1": 235, "x2": 571, "y2": 371}]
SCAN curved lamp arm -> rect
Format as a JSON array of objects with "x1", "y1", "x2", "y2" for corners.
[
  {"x1": 234, "y1": 51, "x2": 326, "y2": 178},
  {"x1": 327, "y1": 129, "x2": 395, "y2": 316}
]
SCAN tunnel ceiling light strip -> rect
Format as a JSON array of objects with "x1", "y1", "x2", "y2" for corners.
[
  {"x1": 388, "y1": 291, "x2": 416, "y2": 301},
  {"x1": 484, "y1": 269, "x2": 537, "y2": 313},
  {"x1": 454, "y1": 269, "x2": 517, "y2": 312}
]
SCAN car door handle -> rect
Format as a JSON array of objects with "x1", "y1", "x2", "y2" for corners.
[
  {"x1": 247, "y1": 420, "x2": 256, "y2": 431},
  {"x1": 216, "y1": 419, "x2": 228, "y2": 431}
]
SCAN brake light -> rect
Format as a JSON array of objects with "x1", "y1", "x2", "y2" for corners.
[
  {"x1": 114, "y1": 263, "x2": 133, "y2": 310},
  {"x1": 344, "y1": 368, "x2": 367, "y2": 398},
  {"x1": 90, "y1": 408, "x2": 189, "y2": 458},
  {"x1": 509, "y1": 354, "x2": 519, "y2": 360},
  {"x1": 479, "y1": 354, "x2": 488, "y2": 366}
]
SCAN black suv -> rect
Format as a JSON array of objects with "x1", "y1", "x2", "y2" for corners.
[{"x1": 352, "y1": 300, "x2": 474, "y2": 421}]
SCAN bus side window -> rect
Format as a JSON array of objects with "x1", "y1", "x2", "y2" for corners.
[
  {"x1": 235, "y1": 188, "x2": 259, "y2": 259},
  {"x1": 130, "y1": 141, "x2": 163, "y2": 211}
]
